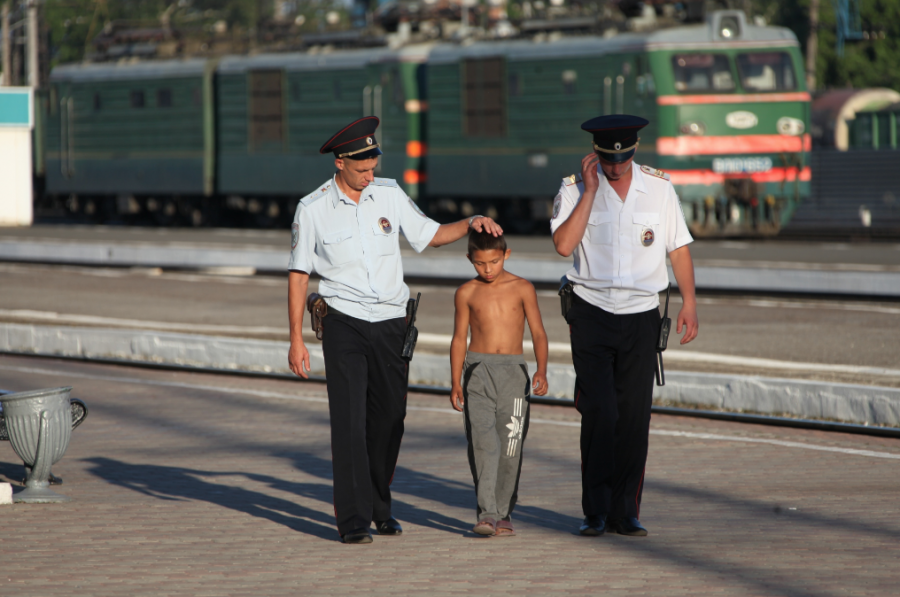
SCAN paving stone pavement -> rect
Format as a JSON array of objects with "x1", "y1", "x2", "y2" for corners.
[{"x1": 1, "y1": 354, "x2": 899, "y2": 596}]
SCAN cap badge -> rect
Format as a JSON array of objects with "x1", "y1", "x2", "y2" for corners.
[
  {"x1": 641, "y1": 227, "x2": 654, "y2": 247},
  {"x1": 614, "y1": 142, "x2": 622, "y2": 150},
  {"x1": 366, "y1": 137, "x2": 374, "y2": 145},
  {"x1": 379, "y1": 217, "x2": 392, "y2": 234}
]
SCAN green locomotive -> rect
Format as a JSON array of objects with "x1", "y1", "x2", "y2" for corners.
[{"x1": 39, "y1": 10, "x2": 809, "y2": 235}]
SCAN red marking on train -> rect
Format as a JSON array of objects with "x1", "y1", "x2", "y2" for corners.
[
  {"x1": 667, "y1": 166, "x2": 811, "y2": 185},
  {"x1": 656, "y1": 92, "x2": 812, "y2": 106},
  {"x1": 406, "y1": 141, "x2": 426, "y2": 158},
  {"x1": 404, "y1": 169, "x2": 426, "y2": 184},
  {"x1": 657, "y1": 134, "x2": 811, "y2": 155}
]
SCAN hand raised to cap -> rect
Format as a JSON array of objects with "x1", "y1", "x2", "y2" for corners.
[
  {"x1": 470, "y1": 216, "x2": 504, "y2": 237},
  {"x1": 581, "y1": 153, "x2": 601, "y2": 194}
]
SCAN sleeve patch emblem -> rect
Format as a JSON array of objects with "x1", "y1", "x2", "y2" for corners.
[
  {"x1": 409, "y1": 197, "x2": 427, "y2": 218},
  {"x1": 552, "y1": 196, "x2": 562, "y2": 219},
  {"x1": 291, "y1": 223, "x2": 299, "y2": 249}
]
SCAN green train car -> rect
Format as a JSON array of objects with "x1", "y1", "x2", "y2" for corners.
[
  {"x1": 424, "y1": 10, "x2": 809, "y2": 233},
  {"x1": 39, "y1": 10, "x2": 809, "y2": 234},
  {"x1": 45, "y1": 59, "x2": 215, "y2": 222}
]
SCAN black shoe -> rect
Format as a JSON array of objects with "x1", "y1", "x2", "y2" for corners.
[
  {"x1": 608, "y1": 517, "x2": 648, "y2": 536},
  {"x1": 341, "y1": 528, "x2": 373, "y2": 544},
  {"x1": 579, "y1": 515, "x2": 606, "y2": 536},
  {"x1": 374, "y1": 517, "x2": 403, "y2": 536}
]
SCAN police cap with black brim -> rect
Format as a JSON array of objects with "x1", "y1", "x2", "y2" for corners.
[
  {"x1": 581, "y1": 115, "x2": 649, "y2": 164},
  {"x1": 320, "y1": 116, "x2": 383, "y2": 160}
]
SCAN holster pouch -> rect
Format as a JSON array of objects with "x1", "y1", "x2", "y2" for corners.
[
  {"x1": 559, "y1": 277, "x2": 575, "y2": 318},
  {"x1": 401, "y1": 293, "x2": 421, "y2": 361},
  {"x1": 656, "y1": 284, "x2": 672, "y2": 386},
  {"x1": 306, "y1": 293, "x2": 327, "y2": 341}
]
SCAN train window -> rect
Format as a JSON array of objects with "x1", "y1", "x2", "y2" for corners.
[
  {"x1": 157, "y1": 89, "x2": 172, "y2": 108},
  {"x1": 249, "y1": 70, "x2": 284, "y2": 149},
  {"x1": 508, "y1": 73, "x2": 522, "y2": 97},
  {"x1": 672, "y1": 54, "x2": 734, "y2": 92},
  {"x1": 736, "y1": 52, "x2": 796, "y2": 92},
  {"x1": 463, "y1": 57, "x2": 506, "y2": 138},
  {"x1": 130, "y1": 90, "x2": 145, "y2": 108},
  {"x1": 93, "y1": 93, "x2": 102, "y2": 111}
]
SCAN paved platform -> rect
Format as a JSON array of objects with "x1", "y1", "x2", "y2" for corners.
[
  {"x1": 1, "y1": 354, "x2": 899, "y2": 596},
  {"x1": 2, "y1": 262, "x2": 899, "y2": 389},
  {"x1": 2, "y1": 226, "x2": 900, "y2": 295}
]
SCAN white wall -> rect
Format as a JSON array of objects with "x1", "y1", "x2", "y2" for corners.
[{"x1": 0, "y1": 127, "x2": 33, "y2": 226}]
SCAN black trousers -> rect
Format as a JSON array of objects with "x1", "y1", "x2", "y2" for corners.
[
  {"x1": 322, "y1": 309, "x2": 408, "y2": 536},
  {"x1": 567, "y1": 295, "x2": 660, "y2": 521}
]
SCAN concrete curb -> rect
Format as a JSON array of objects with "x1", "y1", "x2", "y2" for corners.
[
  {"x1": 2, "y1": 323, "x2": 899, "y2": 427},
  {"x1": 2, "y1": 240, "x2": 899, "y2": 296}
]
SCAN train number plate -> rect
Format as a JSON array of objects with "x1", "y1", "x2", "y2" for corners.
[{"x1": 712, "y1": 157, "x2": 773, "y2": 174}]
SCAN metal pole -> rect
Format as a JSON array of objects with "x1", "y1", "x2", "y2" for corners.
[
  {"x1": 806, "y1": 0, "x2": 820, "y2": 91},
  {"x1": 1, "y1": 1, "x2": 10, "y2": 86},
  {"x1": 26, "y1": 0, "x2": 38, "y2": 87}
]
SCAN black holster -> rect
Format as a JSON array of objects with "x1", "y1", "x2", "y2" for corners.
[
  {"x1": 656, "y1": 284, "x2": 672, "y2": 386},
  {"x1": 559, "y1": 277, "x2": 575, "y2": 318}
]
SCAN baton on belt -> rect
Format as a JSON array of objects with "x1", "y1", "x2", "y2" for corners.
[{"x1": 656, "y1": 284, "x2": 672, "y2": 387}]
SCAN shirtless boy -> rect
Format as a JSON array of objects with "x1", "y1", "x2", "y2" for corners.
[{"x1": 450, "y1": 230, "x2": 549, "y2": 537}]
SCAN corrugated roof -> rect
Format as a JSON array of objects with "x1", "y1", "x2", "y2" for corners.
[
  {"x1": 50, "y1": 58, "x2": 209, "y2": 82},
  {"x1": 217, "y1": 47, "x2": 401, "y2": 74},
  {"x1": 428, "y1": 24, "x2": 798, "y2": 64}
]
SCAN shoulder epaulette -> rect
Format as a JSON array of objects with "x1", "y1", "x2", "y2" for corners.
[
  {"x1": 370, "y1": 177, "x2": 399, "y2": 188},
  {"x1": 563, "y1": 173, "x2": 583, "y2": 186},
  {"x1": 300, "y1": 181, "x2": 333, "y2": 206},
  {"x1": 640, "y1": 165, "x2": 670, "y2": 181}
]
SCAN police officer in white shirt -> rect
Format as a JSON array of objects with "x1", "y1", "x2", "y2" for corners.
[
  {"x1": 287, "y1": 116, "x2": 502, "y2": 544},
  {"x1": 551, "y1": 115, "x2": 699, "y2": 538}
]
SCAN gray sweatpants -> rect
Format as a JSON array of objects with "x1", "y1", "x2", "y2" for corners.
[{"x1": 462, "y1": 352, "x2": 531, "y2": 522}]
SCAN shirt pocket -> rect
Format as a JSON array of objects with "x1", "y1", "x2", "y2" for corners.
[
  {"x1": 321, "y1": 228, "x2": 355, "y2": 265},
  {"x1": 632, "y1": 212, "x2": 661, "y2": 247},
  {"x1": 370, "y1": 221, "x2": 398, "y2": 256},
  {"x1": 587, "y1": 212, "x2": 615, "y2": 245}
]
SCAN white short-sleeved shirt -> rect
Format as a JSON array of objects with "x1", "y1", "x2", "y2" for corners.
[
  {"x1": 289, "y1": 175, "x2": 441, "y2": 322},
  {"x1": 550, "y1": 162, "x2": 693, "y2": 314}
]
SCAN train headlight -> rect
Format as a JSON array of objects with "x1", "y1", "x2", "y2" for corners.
[
  {"x1": 718, "y1": 16, "x2": 741, "y2": 39},
  {"x1": 680, "y1": 121, "x2": 706, "y2": 136}
]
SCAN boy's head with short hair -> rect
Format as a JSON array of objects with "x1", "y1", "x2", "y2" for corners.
[{"x1": 466, "y1": 229, "x2": 510, "y2": 284}]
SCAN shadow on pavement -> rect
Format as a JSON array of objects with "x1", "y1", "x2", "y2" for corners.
[
  {"x1": 282, "y1": 453, "x2": 474, "y2": 536},
  {"x1": 0, "y1": 458, "x2": 25, "y2": 484},
  {"x1": 85, "y1": 457, "x2": 339, "y2": 541}
]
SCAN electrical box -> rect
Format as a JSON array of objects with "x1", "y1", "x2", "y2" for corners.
[{"x1": 0, "y1": 87, "x2": 34, "y2": 226}]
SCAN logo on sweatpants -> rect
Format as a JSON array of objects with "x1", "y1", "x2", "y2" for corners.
[{"x1": 505, "y1": 398, "x2": 525, "y2": 457}]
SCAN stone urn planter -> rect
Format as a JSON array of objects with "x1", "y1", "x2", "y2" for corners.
[{"x1": 0, "y1": 387, "x2": 73, "y2": 503}]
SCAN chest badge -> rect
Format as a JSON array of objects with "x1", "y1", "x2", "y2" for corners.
[
  {"x1": 641, "y1": 227, "x2": 655, "y2": 247},
  {"x1": 378, "y1": 217, "x2": 392, "y2": 234}
]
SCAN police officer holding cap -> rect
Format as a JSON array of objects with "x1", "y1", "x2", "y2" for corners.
[
  {"x1": 287, "y1": 116, "x2": 502, "y2": 544},
  {"x1": 551, "y1": 115, "x2": 699, "y2": 537}
]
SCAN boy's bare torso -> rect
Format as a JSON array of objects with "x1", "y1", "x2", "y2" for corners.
[{"x1": 458, "y1": 272, "x2": 531, "y2": 355}]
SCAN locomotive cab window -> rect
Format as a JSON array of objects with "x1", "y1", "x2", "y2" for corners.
[
  {"x1": 463, "y1": 57, "x2": 507, "y2": 138},
  {"x1": 672, "y1": 54, "x2": 734, "y2": 92},
  {"x1": 736, "y1": 52, "x2": 796, "y2": 92}
]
